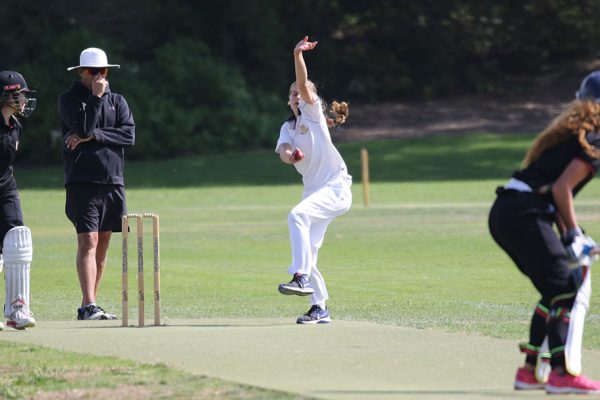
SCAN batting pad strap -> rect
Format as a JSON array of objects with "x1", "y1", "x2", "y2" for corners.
[
  {"x1": 519, "y1": 342, "x2": 542, "y2": 356},
  {"x1": 519, "y1": 342, "x2": 552, "y2": 360},
  {"x1": 3, "y1": 226, "x2": 33, "y2": 263},
  {"x1": 550, "y1": 292, "x2": 577, "y2": 307},
  {"x1": 550, "y1": 345, "x2": 566, "y2": 357},
  {"x1": 548, "y1": 307, "x2": 570, "y2": 324},
  {"x1": 534, "y1": 303, "x2": 549, "y2": 319}
]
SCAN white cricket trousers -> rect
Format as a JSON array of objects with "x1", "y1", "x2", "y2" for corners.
[{"x1": 287, "y1": 177, "x2": 352, "y2": 306}]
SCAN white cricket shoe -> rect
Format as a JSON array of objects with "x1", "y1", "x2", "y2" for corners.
[{"x1": 7, "y1": 309, "x2": 36, "y2": 330}]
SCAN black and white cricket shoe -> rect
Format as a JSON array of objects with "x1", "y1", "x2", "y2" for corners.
[
  {"x1": 81, "y1": 304, "x2": 117, "y2": 320},
  {"x1": 99, "y1": 306, "x2": 117, "y2": 320},
  {"x1": 296, "y1": 305, "x2": 331, "y2": 324},
  {"x1": 278, "y1": 273, "x2": 314, "y2": 296}
]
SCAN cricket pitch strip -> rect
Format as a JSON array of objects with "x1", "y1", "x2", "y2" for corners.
[{"x1": 3, "y1": 318, "x2": 600, "y2": 400}]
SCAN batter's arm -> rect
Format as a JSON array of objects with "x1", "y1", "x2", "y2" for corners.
[{"x1": 552, "y1": 158, "x2": 591, "y2": 232}]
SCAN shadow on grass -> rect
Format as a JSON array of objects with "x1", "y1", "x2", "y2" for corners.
[{"x1": 15, "y1": 133, "x2": 534, "y2": 189}]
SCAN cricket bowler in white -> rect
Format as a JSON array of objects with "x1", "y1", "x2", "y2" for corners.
[{"x1": 276, "y1": 36, "x2": 352, "y2": 324}]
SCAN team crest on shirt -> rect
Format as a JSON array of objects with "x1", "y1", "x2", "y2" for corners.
[{"x1": 298, "y1": 124, "x2": 308, "y2": 134}]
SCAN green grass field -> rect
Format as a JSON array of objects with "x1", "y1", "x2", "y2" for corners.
[{"x1": 3, "y1": 133, "x2": 600, "y2": 398}]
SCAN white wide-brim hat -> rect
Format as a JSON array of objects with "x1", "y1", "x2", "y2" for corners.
[{"x1": 67, "y1": 47, "x2": 121, "y2": 71}]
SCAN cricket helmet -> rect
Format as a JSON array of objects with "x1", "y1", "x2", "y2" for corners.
[
  {"x1": 0, "y1": 71, "x2": 36, "y2": 117},
  {"x1": 576, "y1": 71, "x2": 600, "y2": 102}
]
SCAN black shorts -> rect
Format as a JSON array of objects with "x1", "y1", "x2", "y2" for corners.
[
  {"x1": 0, "y1": 190, "x2": 24, "y2": 250},
  {"x1": 65, "y1": 183, "x2": 126, "y2": 233}
]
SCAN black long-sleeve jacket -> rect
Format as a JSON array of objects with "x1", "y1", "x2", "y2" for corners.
[
  {"x1": 0, "y1": 116, "x2": 21, "y2": 194},
  {"x1": 58, "y1": 81, "x2": 135, "y2": 186}
]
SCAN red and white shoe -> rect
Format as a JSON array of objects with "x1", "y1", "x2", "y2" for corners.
[
  {"x1": 546, "y1": 370, "x2": 600, "y2": 394},
  {"x1": 6, "y1": 309, "x2": 36, "y2": 330},
  {"x1": 514, "y1": 367, "x2": 544, "y2": 390}
]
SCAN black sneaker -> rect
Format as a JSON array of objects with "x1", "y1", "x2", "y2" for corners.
[
  {"x1": 296, "y1": 305, "x2": 331, "y2": 324},
  {"x1": 82, "y1": 304, "x2": 104, "y2": 320},
  {"x1": 76, "y1": 307, "x2": 84, "y2": 320},
  {"x1": 97, "y1": 306, "x2": 117, "y2": 320},
  {"x1": 81, "y1": 304, "x2": 117, "y2": 320},
  {"x1": 278, "y1": 273, "x2": 314, "y2": 296}
]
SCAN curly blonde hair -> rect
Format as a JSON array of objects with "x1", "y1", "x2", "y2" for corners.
[
  {"x1": 289, "y1": 81, "x2": 349, "y2": 127},
  {"x1": 522, "y1": 100, "x2": 600, "y2": 168},
  {"x1": 327, "y1": 100, "x2": 349, "y2": 127}
]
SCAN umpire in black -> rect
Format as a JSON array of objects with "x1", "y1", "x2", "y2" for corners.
[
  {"x1": 58, "y1": 48, "x2": 135, "y2": 321},
  {"x1": 489, "y1": 72, "x2": 600, "y2": 393}
]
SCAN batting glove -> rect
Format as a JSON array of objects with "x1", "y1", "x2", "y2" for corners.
[{"x1": 565, "y1": 228, "x2": 598, "y2": 268}]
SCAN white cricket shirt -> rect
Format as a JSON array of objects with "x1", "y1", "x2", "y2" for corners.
[{"x1": 276, "y1": 98, "x2": 351, "y2": 195}]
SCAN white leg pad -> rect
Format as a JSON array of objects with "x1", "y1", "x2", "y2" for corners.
[
  {"x1": 3, "y1": 226, "x2": 32, "y2": 319},
  {"x1": 565, "y1": 267, "x2": 592, "y2": 376}
]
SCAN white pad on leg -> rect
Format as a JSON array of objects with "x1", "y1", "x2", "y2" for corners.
[
  {"x1": 3, "y1": 226, "x2": 32, "y2": 319},
  {"x1": 565, "y1": 266, "x2": 591, "y2": 376}
]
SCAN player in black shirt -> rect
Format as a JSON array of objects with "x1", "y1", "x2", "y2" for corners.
[
  {"x1": 0, "y1": 71, "x2": 36, "y2": 330},
  {"x1": 489, "y1": 71, "x2": 600, "y2": 394}
]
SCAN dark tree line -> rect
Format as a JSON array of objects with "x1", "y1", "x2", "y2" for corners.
[{"x1": 2, "y1": 0, "x2": 600, "y2": 164}]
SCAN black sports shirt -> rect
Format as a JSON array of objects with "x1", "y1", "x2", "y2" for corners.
[
  {"x1": 0, "y1": 116, "x2": 20, "y2": 194},
  {"x1": 513, "y1": 133, "x2": 600, "y2": 197}
]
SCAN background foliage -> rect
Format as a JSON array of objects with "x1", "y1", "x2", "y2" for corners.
[{"x1": 2, "y1": 0, "x2": 600, "y2": 164}]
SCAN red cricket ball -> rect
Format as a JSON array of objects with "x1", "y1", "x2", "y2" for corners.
[{"x1": 292, "y1": 149, "x2": 304, "y2": 161}]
